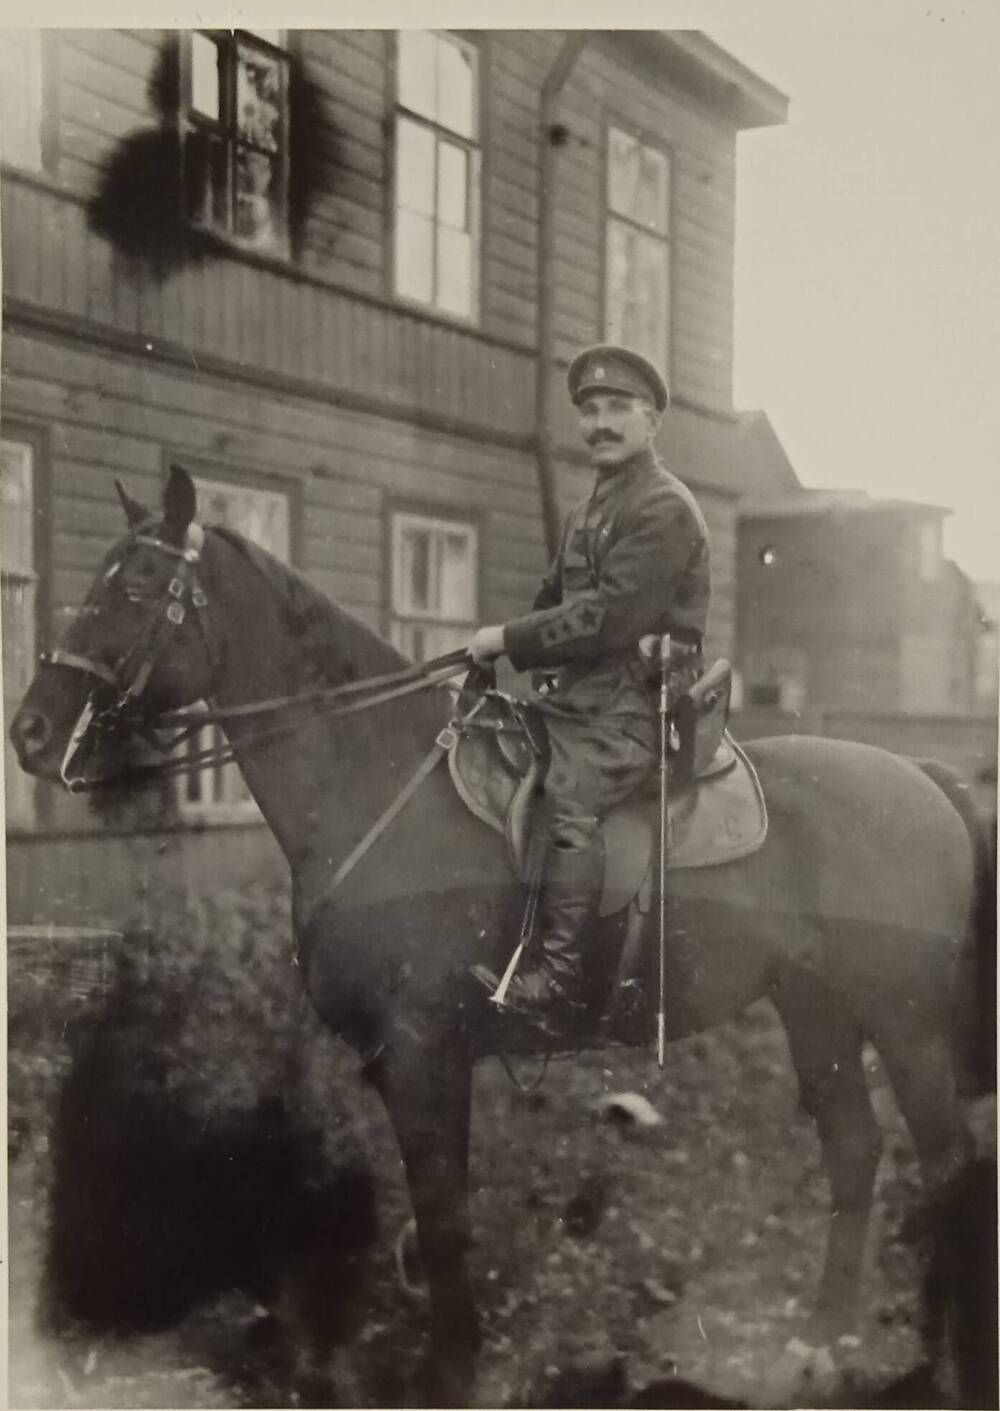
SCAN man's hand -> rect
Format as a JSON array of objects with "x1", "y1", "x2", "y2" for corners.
[{"x1": 468, "y1": 624, "x2": 506, "y2": 664}]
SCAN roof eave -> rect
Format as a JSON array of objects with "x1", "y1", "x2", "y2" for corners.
[{"x1": 652, "y1": 31, "x2": 789, "y2": 130}]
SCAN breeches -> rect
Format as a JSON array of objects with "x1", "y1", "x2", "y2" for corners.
[{"x1": 541, "y1": 714, "x2": 657, "y2": 854}]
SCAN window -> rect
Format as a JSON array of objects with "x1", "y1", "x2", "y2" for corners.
[
  {"x1": 2, "y1": 439, "x2": 38, "y2": 828},
  {"x1": 605, "y1": 126, "x2": 671, "y2": 365},
  {"x1": 178, "y1": 474, "x2": 291, "y2": 822},
  {"x1": 393, "y1": 31, "x2": 480, "y2": 320},
  {"x1": 181, "y1": 30, "x2": 290, "y2": 256},
  {"x1": 0, "y1": 30, "x2": 43, "y2": 171},
  {"x1": 390, "y1": 512, "x2": 478, "y2": 664}
]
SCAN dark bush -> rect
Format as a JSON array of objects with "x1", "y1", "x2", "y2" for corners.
[{"x1": 39, "y1": 883, "x2": 378, "y2": 1386}]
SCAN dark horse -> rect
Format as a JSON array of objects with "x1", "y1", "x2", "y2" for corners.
[{"x1": 10, "y1": 468, "x2": 993, "y2": 1405}]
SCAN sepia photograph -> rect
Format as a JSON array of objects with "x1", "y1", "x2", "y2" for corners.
[{"x1": 2, "y1": 4, "x2": 997, "y2": 1407}]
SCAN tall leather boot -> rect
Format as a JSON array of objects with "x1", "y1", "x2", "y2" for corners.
[{"x1": 470, "y1": 839, "x2": 603, "y2": 1036}]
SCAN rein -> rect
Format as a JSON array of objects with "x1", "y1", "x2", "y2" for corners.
[{"x1": 42, "y1": 518, "x2": 473, "y2": 792}]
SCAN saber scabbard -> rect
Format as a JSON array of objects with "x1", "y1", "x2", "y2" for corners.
[{"x1": 657, "y1": 634, "x2": 671, "y2": 1067}]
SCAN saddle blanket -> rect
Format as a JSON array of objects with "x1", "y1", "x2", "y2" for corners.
[{"x1": 448, "y1": 716, "x2": 768, "y2": 919}]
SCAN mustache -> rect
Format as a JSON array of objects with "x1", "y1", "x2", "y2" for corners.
[{"x1": 586, "y1": 431, "x2": 625, "y2": 447}]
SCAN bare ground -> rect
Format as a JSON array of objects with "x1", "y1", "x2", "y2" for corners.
[{"x1": 12, "y1": 991, "x2": 984, "y2": 1410}]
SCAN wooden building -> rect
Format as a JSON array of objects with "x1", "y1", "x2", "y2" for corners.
[
  {"x1": 736, "y1": 491, "x2": 986, "y2": 715},
  {"x1": 0, "y1": 28, "x2": 787, "y2": 924}
]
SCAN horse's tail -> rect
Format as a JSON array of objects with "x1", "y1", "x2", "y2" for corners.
[{"x1": 916, "y1": 758, "x2": 997, "y2": 1097}]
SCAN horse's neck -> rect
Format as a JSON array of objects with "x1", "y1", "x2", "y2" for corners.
[{"x1": 201, "y1": 539, "x2": 444, "y2": 872}]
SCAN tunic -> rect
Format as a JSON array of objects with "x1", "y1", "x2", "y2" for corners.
[
  {"x1": 503, "y1": 446, "x2": 710, "y2": 736},
  {"x1": 501, "y1": 445, "x2": 711, "y2": 849}
]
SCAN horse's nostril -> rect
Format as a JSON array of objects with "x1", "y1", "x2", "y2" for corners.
[{"x1": 14, "y1": 711, "x2": 52, "y2": 756}]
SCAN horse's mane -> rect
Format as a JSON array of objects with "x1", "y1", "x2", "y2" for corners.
[{"x1": 209, "y1": 523, "x2": 406, "y2": 686}]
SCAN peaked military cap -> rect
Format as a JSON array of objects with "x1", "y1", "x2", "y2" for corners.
[{"x1": 567, "y1": 343, "x2": 670, "y2": 412}]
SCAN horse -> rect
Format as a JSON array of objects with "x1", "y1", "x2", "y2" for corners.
[{"x1": 10, "y1": 466, "x2": 994, "y2": 1405}]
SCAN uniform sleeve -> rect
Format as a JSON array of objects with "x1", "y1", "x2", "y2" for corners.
[
  {"x1": 531, "y1": 552, "x2": 562, "y2": 612},
  {"x1": 503, "y1": 486, "x2": 704, "y2": 672}
]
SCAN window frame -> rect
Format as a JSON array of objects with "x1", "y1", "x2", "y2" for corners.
[
  {"x1": 385, "y1": 503, "x2": 481, "y2": 664},
  {"x1": 601, "y1": 118, "x2": 674, "y2": 374},
  {"x1": 178, "y1": 28, "x2": 292, "y2": 260},
  {"x1": 165, "y1": 456, "x2": 300, "y2": 826},
  {"x1": 0, "y1": 29, "x2": 46, "y2": 174},
  {"x1": 1, "y1": 420, "x2": 51, "y2": 832},
  {"x1": 389, "y1": 29, "x2": 483, "y2": 326}
]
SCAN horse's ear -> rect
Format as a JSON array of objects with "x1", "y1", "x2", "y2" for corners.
[
  {"x1": 115, "y1": 479, "x2": 150, "y2": 529},
  {"x1": 161, "y1": 465, "x2": 197, "y2": 545}
]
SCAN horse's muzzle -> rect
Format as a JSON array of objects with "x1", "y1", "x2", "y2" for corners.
[{"x1": 9, "y1": 706, "x2": 54, "y2": 772}]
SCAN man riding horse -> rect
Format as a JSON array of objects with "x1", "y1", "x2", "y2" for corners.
[{"x1": 467, "y1": 343, "x2": 711, "y2": 1037}]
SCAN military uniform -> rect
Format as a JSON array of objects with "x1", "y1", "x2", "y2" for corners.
[
  {"x1": 470, "y1": 344, "x2": 711, "y2": 1034},
  {"x1": 503, "y1": 443, "x2": 710, "y2": 854}
]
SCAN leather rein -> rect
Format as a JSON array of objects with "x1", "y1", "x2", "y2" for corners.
[{"x1": 43, "y1": 520, "x2": 471, "y2": 794}]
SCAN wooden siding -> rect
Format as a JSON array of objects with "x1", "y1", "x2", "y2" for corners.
[
  {"x1": 297, "y1": 31, "x2": 387, "y2": 296},
  {"x1": 1, "y1": 326, "x2": 549, "y2": 630},
  {"x1": 1, "y1": 177, "x2": 534, "y2": 439},
  {"x1": 1, "y1": 28, "x2": 746, "y2": 417},
  {"x1": 552, "y1": 38, "x2": 738, "y2": 411}
]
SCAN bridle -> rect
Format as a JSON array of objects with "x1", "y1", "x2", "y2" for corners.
[
  {"x1": 40, "y1": 519, "x2": 219, "y2": 790},
  {"x1": 40, "y1": 519, "x2": 471, "y2": 793}
]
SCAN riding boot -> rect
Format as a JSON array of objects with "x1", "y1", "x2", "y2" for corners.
[{"x1": 469, "y1": 840, "x2": 603, "y2": 1036}]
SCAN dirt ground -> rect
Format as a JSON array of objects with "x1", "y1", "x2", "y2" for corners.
[{"x1": 13, "y1": 990, "x2": 991, "y2": 1411}]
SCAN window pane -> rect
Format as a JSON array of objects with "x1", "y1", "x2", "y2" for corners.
[
  {"x1": 185, "y1": 128, "x2": 230, "y2": 228},
  {"x1": 191, "y1": 32, "x2": 221, "y2": 120},
  {"x1": 392, "y1": 516, "x2": 477, "y2": 621},
  {"x1": 608, "y1": 127, "x2": 639, "y2": 219},
  {"x1": 194, "y1": 476, "x2": 290, "y2": 559},
  {"x1": 437, "y1": 140, "x2": 467, "y2": 230},
  {"x1": 635, "y1": 229, "x2": 669, "y2": 361},
  {"x1": 609, "y1": 128, "x2": 668, "y2": 233},
  {"x1": 635, "y1": 144, "x2": 669, "y2": 234},
  {"x1": 437, "y1": 225, "x2": 472, "y2": 318},
  {"x1": 436, "y1": 36, "x2": 475, "y2": 138},
  {"x1": 395, "y1": 207, "x2": 434, "y2": 304},
  {"x1": 605, "y1": 217, "x2": 632, "y2": 344},
  {"x1": 0, "y1": 30, "x2": 42, "y2": 169},
  {"x1": 396, "y1": 116, "x2": 435, "y2": 217},
  {"x1": 398, "y1": 30, "x2": 436, "y2": 122},
  {"x1": 236, "y1": 40, "x2": 282, "y2": 153},
  {"x1": 397, "y1": 526, "x2": 430, "y2": 614},
  {"x1": 1, "y1": 440, "x2": 35, "y2": 577},
  {"x1": 438, "y1": 531, "x2": 476, "y2": 617},
  {"x1": 234, "y1": 147, "x2": 279, "y2": 246},
  {"x1": 605, "y1": 219, "x2": 668, "y2": 363}
]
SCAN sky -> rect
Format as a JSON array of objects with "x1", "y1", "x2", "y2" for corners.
[
  {"x1": 14, "y1": 0, "x2": 1000, "y2": 580},
  {"x1": 706, "y1": 6, "x2": 1000, "y2": 583}
]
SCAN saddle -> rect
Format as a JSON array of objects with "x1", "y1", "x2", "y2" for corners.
[{"x1": 448, "y1": 660, "x2": 768, "y2": 919}]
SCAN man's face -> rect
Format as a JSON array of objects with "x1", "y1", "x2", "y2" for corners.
[{"x1": 576, "y1": 392, "x2": 659, "y2": 468}]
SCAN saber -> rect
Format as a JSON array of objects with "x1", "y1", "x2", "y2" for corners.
[
  {"x1": 657, "y1": 633, "x2": 671, "y2": 1067},
  {"x1": 491, "y1": 836, "x2": 544, "y2": 1006}
]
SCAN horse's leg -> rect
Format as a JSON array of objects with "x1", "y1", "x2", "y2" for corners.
[
  {"x1": 868, "y1": 1005, "x2": 975, "y2": 1204},
  {"x1": 770, "y1": 966, "x2": 883, "y2": 1359},
  {"x1": 374, "y1": 1037, "x2": 479, "y2": 1407}
]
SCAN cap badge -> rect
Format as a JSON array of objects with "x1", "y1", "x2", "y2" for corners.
[{"x1": 594, "y1": 365, "x2": 606, "y2": 380}]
